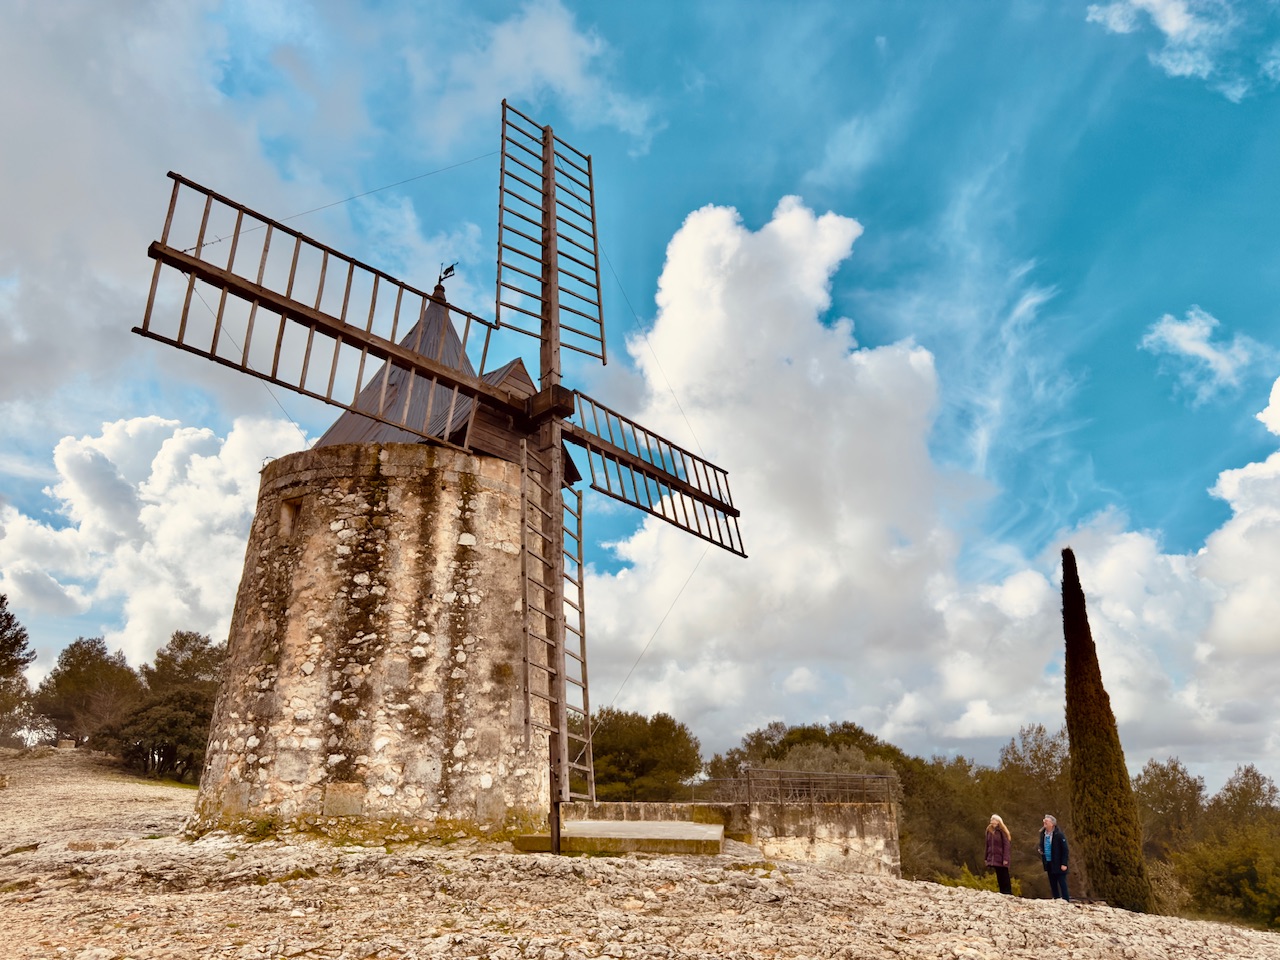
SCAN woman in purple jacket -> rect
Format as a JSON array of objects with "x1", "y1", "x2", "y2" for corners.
[{"x1": 985, "y1": 814, "x2": 1013, "y2": 894}]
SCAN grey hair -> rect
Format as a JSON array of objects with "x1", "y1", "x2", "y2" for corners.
[{"x1": 1043, "y1": 814, "x2": 1057, "y2": 826}]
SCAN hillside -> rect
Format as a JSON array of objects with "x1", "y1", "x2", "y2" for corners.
[{"x1": 2, "y1": 748, "x2": 1278, "y2": 959}]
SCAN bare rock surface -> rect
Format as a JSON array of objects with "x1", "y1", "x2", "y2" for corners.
[{"x1": 3, "y1": 748, "x2": 1280, "y2": 959}]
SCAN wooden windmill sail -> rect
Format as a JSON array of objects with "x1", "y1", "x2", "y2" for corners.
[{"x1": 137, "y1": 101, "x2": 746, "y2": 849}]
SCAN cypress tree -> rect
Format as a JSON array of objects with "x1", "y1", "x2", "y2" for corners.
[{"x1": 1062, "y1": 547, "x2": 1154, "y2": 912}]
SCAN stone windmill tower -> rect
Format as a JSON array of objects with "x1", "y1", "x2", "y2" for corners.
[{"x1": 137, "y1": 102, "x2": 745, "y2": 847}]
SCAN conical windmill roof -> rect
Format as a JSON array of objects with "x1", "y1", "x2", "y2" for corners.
[
  {"x1": 315, "y1": 283, "x2": 480, "y2": 447},
  {"x1": 313, "y1": 282, "x2": 580, "y2": 481}
]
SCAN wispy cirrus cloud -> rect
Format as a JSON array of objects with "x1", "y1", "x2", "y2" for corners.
[
  {"x1": 804, "y1": 94, "x2": 910, "y2": 193},
  {"x1": 1140, "y1": 305, "x2": 1268, "y2": 404},
  {"x1": 1086, "y1": 0, "x2": 1280, "y2": 102},
  {"x1": 396, "y1": 0, "x2": 663, "y2": 155}
]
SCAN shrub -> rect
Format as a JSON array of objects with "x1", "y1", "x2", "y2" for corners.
[
  {"x1": 1176, "y1": 825, "x2": 1280, "y2": 928},
  {"x1": 935, "y1": 863, "x2": 1023, "y2": 896},
  {"x1": 1145, "y1": 857, "x2": 1190, "y2": 916}
]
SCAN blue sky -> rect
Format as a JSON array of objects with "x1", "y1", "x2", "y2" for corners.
[{"x1": 4, "y1": 0, "x2": 1280, "y2": 789}]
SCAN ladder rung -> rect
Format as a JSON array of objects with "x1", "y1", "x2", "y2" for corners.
[
  {"x1": 524, "y1": 499, "x2": 555, "y2": 522},
  {"x1": 524, "y1": 523, "x2": 553, "y2": 543}
]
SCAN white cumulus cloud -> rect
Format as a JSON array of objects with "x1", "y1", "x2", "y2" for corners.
[
  {"x1": 581, "y1": 194, "x2": 1280, "y2": 789},
  {"x1": 0, "y1": 416, "x2": 307, "y2": 667}
]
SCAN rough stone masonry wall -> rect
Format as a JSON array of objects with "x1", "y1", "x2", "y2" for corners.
[
  {"x1": 564, "y1": 801, "x2": 901, "y2": 878},
  {"x1": 193, "y1": 442, "x2": 549, "y2": 833}
]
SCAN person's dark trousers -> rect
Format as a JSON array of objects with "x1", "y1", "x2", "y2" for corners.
[
  {"x1": 1048, "y1": 870, "x2": 1070, "y2": 901},
  {"x1": 994, "y1": 866, "x2": 1012, "y2": 895}
]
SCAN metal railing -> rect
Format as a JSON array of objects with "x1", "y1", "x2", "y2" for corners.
[{"x1": 686, "y1": 769, "x2": 896, "y2": 804}]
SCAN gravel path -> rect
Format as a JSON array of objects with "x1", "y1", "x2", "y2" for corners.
[{"x1": 3, "y1": 748, "x2": 1280, "y2": 959}]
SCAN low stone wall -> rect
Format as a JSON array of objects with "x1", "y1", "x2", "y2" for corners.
[{"x1": 562, "y1": 800, "x2": 901, "y2": 878}]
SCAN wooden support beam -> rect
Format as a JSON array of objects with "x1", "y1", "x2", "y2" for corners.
[{"x1": 147, "y1": 240, "x2": 530, "y2": 424}]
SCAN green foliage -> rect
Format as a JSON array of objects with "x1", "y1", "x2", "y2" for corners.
[
  {"x1": 0, "y1": 594, "x2": 35, "y2": 680},
  {"x1": 895, "y1": 753, "x2": 990, "y2": 881},
  {"x1": 1205, "y1": 764, "x2": 1280, "y2": 832},
  {"x1": 1176, "y1": 824, "x2": 1280, "y2": 927},
  {"x1": 707, "y1": 720, "x2": 904, "y2": 783},
  {"x1": 0, "y1": 675, "x2": 35, "y2": 748},
  {"x1": 988, "y1": 723, "x2": 1072, "y2": 839},
  {"x1": 33, "y1": 637, "x2": 144, "y2": 745},
  {"x1": 588, "y1": 707, "x2": 702, "y2": 801},
  {"x1": 1134, "y1": 757, "x2": 1205, "y2": 859},
  {"x1": 935, "y1": 863, "x2": 1023, "y2": 896},
  {"x1": 1061, "y1": 547, "x2": 1154, "y2": 913},
  {"x1": 0, "y1": 596, "x2": 36, "y2": 747},
  {"x1": 141, "y1": 630, "x2": 226, "y2": 696},
  {"x1": 998, "y1": 723, "x2": 1070, "y2": 785},
  {"x1": 89, "y1": 631, "x2": 226, "y2": 781},
  {"x1": 244, "y1": 813, "x2": 282, "y2": 841},
  {"x1": 1146, "y1": 856, "x2": 1190, "y2": 916},
  {"x1": 757, "y1": 741, "x2": 898, "y2": 787},
  {"x1": 705, "y1": 719, "x2": 786, "y2": 778},
  {"x1": 92, "y1": 685, "x2": 215, "y2": 781},
  {"x1": 1174, "y1": 763, "x2": 1280, "y2": 925}
]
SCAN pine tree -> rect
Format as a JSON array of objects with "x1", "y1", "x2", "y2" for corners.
[
  {"x1": 33, "y1": 637, "x2": 143, "y2": 744},
  {"x1": 0, "y1": 593, "x2": 35, "y2": 680},
  {"x1": 0, "y1": 595, "x2": 36, "y2": 747},
  {"x1": 1062, "y1": 547, "x2": 1154, "y2": 912}
]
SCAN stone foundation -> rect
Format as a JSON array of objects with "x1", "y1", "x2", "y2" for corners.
[{"x1": 193, "y1": 442, "x2": 549, "y2": 833}]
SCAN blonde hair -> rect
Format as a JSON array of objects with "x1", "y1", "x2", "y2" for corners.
[{"x1": 987, "y1": 814, "x2": 1011, "y2": 840}]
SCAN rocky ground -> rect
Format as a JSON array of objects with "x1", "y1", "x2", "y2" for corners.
[{"x1": 3, "y1": 748, "x2": 1279, "y2": 959}]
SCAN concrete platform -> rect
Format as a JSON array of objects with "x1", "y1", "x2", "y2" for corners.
[{"x1": 512, "y1": 819, "x2": 724, "y2": 856}]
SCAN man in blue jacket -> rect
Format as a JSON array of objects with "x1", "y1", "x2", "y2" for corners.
[{"x1": 1039, "y1": 815, "x2": 1070, "y2": 901}]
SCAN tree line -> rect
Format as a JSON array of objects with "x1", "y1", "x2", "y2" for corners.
[
  {"x1": 0, "y1": 594, "x2": 225, "y2": 781},
  {"x1": 7, "y1": 592, "x2": 1280, "y2": 926},
  {"x1": 590, "y1": 704, "x2": 1280, "y2": 928}
]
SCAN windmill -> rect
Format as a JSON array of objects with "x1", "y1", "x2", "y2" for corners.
[{"x1": 137, "y1": 101, "x2": 746, "y2": 850}]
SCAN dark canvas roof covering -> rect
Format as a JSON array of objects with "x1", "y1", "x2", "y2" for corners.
[
  {"x1": 314, "y1": 288, "x2": 546, "y2": 465},
  {"x1": 316, "y1": 287, "x2": 483, "y2": 448}
]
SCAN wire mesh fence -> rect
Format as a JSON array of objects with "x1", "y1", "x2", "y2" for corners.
[{"x1": 683, "y1": 769, "x2": 896, "y2": 804}]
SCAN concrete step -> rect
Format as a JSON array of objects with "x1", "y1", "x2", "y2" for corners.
[{"x1": 512, "y1": 819, "x2": 724, "y2": 856}]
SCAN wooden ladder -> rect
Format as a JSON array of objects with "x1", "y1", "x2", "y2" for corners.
[{"x1": 519, "y1": 440, "x2": 595, "y2": 812}]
